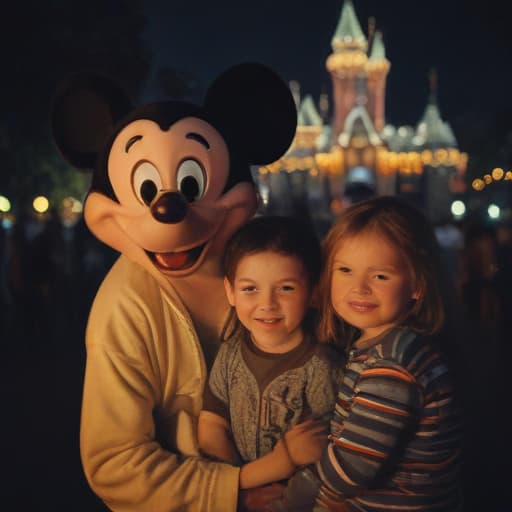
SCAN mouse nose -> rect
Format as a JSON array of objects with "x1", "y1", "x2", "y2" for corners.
[{"x1": 150, "y1": 192, "x2": 188, "y2": 224}]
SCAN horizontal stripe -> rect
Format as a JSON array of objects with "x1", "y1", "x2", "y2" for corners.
[{"x1": 313, "y1": 328, "x2": 462, "y2": 510}]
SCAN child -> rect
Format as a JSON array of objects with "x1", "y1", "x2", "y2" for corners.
[
  {"x1": 275, "y1": 196, "x2": 463, "y2": 511},
  {"x1": 198, "y1": 215, "x2": 342, "y2": 491}
]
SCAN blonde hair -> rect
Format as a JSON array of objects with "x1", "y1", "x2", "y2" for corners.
[{"x1": 317, "y1": 196, "x2": 445, "y2": 349}]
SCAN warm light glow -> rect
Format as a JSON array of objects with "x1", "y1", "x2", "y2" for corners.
[
  {"x1": 33, "y1": 196, "x2": 49, "y2": 214},
  {"x1": 492, "y1": 167, "x2": 504, "y2": 180},
  {"x1": 60, "y1": 196, "x2": 83, "y2": 227},
  {"x1": 435, "y1": 148, "x2": 448, "y2": 163},
  {"x1": 451, "y1": 200, "x2": 466, "y2": 217},
  {"x1": 488, "y1": 204, "x2": 500, "y2": 220},
  {"x1": 68, "y1": 196, "x2": 83, "y2": 213},
  {"x1": 472, "y1": 178, "x2": 485, "y2": 191},
  {"x1": 0, "y1": 195, "x2": 10, "y2": 213},
  {"x1": 421, "y1": 150, "x2": 433, "y2": 166},
  {"x1": 472, "y1": 167, "x2": 512, "y2": 190}
]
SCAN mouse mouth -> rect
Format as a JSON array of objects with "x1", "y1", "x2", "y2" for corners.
[{"x1": 147, "y1": 243, "x2": 206, "y2": 272}]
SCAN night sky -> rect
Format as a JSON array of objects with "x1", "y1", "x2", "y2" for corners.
[{"x1": 142, "y1": 0, "x2": 512, "y2": 142}]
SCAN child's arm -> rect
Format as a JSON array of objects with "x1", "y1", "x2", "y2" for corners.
[
  {"x1": 197, "y1": 410, "x2": 239, "y2": 464},
  {"x1": 316, "y1": 366, "x2": 422, "y2": 497},
  {"x1": 239, "y1": 418, "x2": 328, "y2": 489}
]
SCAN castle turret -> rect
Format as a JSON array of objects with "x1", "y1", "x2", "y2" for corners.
[
  {"x1": 366, "y1": 30, "x2": 390, "y2": 132},
  {"x1": 327, "y1": 0, "x2": 368, "y2": 139},
  {"x1": 416, "y1": 70, "x2": 464, "y2": 222}
]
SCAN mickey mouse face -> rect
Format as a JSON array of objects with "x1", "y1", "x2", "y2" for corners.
[{"x1": 84, "y1": 115, "x2": 260, "y2": 275}]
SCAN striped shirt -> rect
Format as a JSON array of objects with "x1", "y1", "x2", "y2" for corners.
[{"x1": 315, "y1": 327, "x2": 463, "y2": 511}]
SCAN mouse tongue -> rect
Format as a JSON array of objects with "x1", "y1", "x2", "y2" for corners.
[
  {"x1": 154, "y1": 251, "x2": 191, "y2": 270},
  {"x1": 153, "y1": 245, "x2": 204, "y2": 271}
]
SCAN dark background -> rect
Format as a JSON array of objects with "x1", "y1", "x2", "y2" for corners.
[{"x1": 1, "y1": 1, "x2": 510, "y2": 509}]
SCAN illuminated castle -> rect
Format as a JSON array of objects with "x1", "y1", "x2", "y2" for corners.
[{"x1": 257, "y1": 0, "x2": 467, "y2": 231}]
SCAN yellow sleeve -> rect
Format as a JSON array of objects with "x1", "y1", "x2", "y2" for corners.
[
  {"x1": 80, "y1": 258, "x2": 240, "y2": 511},
  {"x1": 198, "y1": 410, "x2": 239, "y2": 464}
]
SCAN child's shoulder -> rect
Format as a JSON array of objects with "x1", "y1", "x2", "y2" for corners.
[
  {"x1": 215, "y1": 332, "x2": 245, "y2": 359},
  {"x1": 313, "y1": 340, "x2": 345, "y2": 366},
  {"x1": 379, "y1": 328, "x2": 437, "y2": 366}
]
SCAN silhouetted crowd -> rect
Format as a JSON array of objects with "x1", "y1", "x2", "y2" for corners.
[{"x1": 1, "y1": 210, "x2": 117, "y2": 353}]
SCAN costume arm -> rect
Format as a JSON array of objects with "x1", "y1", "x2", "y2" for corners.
[
  {"x1": 198, "y1": 410, "x2": 239, "y2": 464},
  {"x1": 80, "y1": 273, "x2": 239, "y2": 512},
  {"x1": 316, "y1": 366, "x2": 421, "y2": 501}
]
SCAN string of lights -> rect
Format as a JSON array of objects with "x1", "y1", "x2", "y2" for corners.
[{"x1": 472, "y1": 167, "x2": 512, "y2": 191}]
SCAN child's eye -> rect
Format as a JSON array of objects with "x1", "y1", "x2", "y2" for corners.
[
  {"x1": 337, "y1": 267, "x2": 351, "y2": 273},
  {"x1": 279, "y1": 285, "x2": 295, "y2": 292},
  {"x1": 374, "y1": 274, "x2": 389, "y2": 280},
  {"x1": 241, "y1": 286, "x2": 257, "y2": 292}
]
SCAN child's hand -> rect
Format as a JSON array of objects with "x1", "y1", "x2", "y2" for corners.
[{"x1": 283, "y1": 418, "x2": 329, "y2": 467}]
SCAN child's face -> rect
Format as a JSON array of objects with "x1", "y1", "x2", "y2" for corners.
[
  {"x1": 330, "y1": 231, "x2": 419, "y2": 343},
  {"x1": 224, "y1": 250, "x2": 310, "y2": 353}
]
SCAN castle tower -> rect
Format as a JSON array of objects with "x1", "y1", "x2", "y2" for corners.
[
  {"x1": 366, "y1": 30, "x2": 390, "y2": 133},
  {"x1": 416, "y1": 69, "x2": 460, "y2": 223},
  {"x1": 327, "y1": 0, "x2": 368, "y2": 140}
]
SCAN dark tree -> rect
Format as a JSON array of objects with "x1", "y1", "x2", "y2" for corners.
[
  {"x1": 156, "y1": 66, "x2": 201, "y2": 101},
  {"x1": 0, "y1": 0, "x2": 151, "y2": 212}
]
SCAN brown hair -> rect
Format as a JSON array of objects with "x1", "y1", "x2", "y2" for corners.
[
  {"x1": 221, "y1": 214, "x2": 322, "y2": 340},
  {"x1": 317, "y1": 196, "x2": 445, "y2": 348},
  {"x1": 223, "y1": 215, "x2": 321, "y2": 287}
]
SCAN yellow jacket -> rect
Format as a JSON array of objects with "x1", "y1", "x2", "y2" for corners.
[{"x1": 80, "y1": 255, "x2": 240, "y2": 511}]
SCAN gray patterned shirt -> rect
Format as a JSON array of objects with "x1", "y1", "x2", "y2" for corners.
[{"x1": 203, "y1": 331, "x2": 342, "y2": 463}]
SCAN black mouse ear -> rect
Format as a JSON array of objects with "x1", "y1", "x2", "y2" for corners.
[
  {"x1": 203, "y1": 62, "x2": 297, "y2": 165},
  {"x1": 51, "y1": 72, "x2": 133, "y2": 170}
]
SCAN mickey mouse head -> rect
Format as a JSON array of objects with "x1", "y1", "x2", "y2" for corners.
[{"x1": 51, "y1": 63, "x2": 297, "y2": 276}]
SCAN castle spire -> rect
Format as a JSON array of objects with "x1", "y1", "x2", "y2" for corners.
[
  {"x1": 428, "y1": 67, "x2": 438, "y2": 104},
  {"x1": 331, "y1": 0, "x2": 367, "y2": 52},
  {"x1": 369, "y1": 30, "x2": 387, "y2": 61},
  {"x1": 367, "y1": 16, "x2": 376, "y2": 57},
  {"x1": 417, "y1": 69, "x2": 457, "y2": 148},
  {"x1": 366, "y1": 29, "x2": 390, "y2": 133}
]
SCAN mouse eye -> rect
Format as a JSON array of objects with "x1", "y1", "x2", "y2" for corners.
[
  {"x1": 177, "y1": 159, "x2": 206, "y2": 202},
  {"x1": 132, "y1": 162, "x2": 162, "y2": 206}
]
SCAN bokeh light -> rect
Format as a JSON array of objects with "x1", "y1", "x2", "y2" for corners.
[
  {"x1": 488, "y1": 203, "x2": 500, "y2": 220},
  {"x1": 33, "y1": 195, "x2": 50, "y2": 214},
  {"x1": 450, "y1": 200, "x2": 466, "y2": 218},
  {"x1": 60, "y1": 196, "x2": 83, "y2": 227},
  {"x1": 0, "y1": 195, "x2": 11, "y2": 213},
  {"x1": 491, "y1": 167, "x2": 504, "y2": 180},
  {"x1": 472, "y1": 178, "x2": 485, "y2": 191}
]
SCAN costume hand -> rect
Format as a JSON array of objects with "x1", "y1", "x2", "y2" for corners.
[
  {"x1": 239, "y1": 483, "x2": 285, "y2": 512},
  {"x1": 283, "y1": 418, "x2": 328, "y2": 467}
]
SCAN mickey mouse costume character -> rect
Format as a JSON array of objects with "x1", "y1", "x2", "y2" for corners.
[{"x1": 51, "y1": 63, "x2": 297, "y2": 512}]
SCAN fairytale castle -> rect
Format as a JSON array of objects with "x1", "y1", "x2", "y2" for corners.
[{"x1": 257, "y1": 0, "x2": 467, "y2": 232}]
